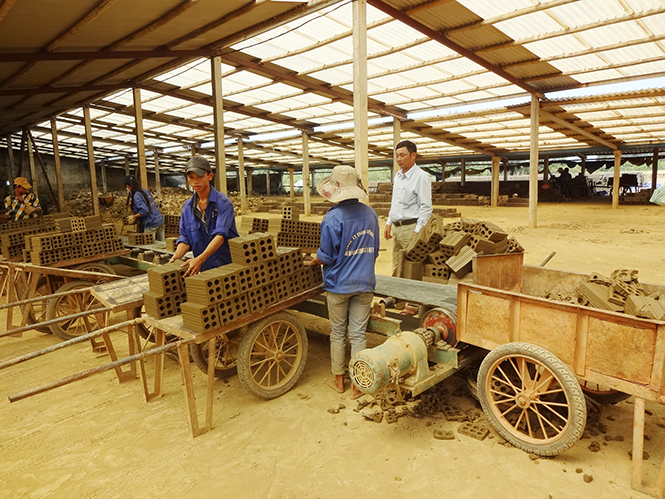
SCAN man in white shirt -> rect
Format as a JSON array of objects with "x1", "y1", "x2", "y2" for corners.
[{"x1": 384, "y1": 140, "x2": 433, "y2": 277}]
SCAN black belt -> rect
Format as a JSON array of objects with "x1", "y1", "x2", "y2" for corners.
[{"x1": 393, "y1": 218, "x2": 418, "y2": 227}]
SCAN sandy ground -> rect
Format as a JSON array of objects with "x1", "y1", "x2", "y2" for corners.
[{"x1": 2, "y1": 200, "x2": 665, "y2": 499}]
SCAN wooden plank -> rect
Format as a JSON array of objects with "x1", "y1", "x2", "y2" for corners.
[
  {"x1": 473, "y1": 253, "x2": 523, "y2": 292},
  {"x1": 508, "y1": 298, "x2": 520, "y2": 342},
  {"x1": 91, "y1": 274, "x2": 148, "y2": 312},
  {"x1": 465, "y1": 291, "x2": 511, "y2": 347},
  {"x1": 519, "y1": 300, "x2": 577, "y2": 365},
  {"x1": 45, "y1": 250, "x2": 131, "y2": 269},
  {"x1": 1, "y1": 262, "x2": 125, "y2": 281},
  {"x1": 574, "y1": 312, "x2": 589, "y2": 377},
  {"x1": 206, "y1": 337, "x2": 215, "y2": 429},
  {"x1": 652, "y1": 324, "x2": 665, "y2": 394},
  {"x1": 632, "y1": 397, "x2": 646, "y2": 489},
  {"x1": 178, "y1": 342, "x2": 209, "y2": 437},
  {"x1": 374, "y1": 274, "x2": 457, "y2": 311}
]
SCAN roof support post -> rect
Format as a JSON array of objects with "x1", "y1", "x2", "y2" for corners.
[
  {"x1": 100, "y1": 159, "x2": 107, "y2": 194},
  {"x1": 652, "y1": 148, "x2": 659, "y2": 191},
  {"x1": 6, "y1": 135, "x2": 15, "y2": 181},
  {"x1": 612, "y1": 150, "x2": 622, "y2": 209},
  {"x1": 211, "y1": 55, "x2": 226, "y2": 193},
  {"x1": 132, "y1": 87, "x2": 148, "y2": 190},
  {"x1": 246, "y1": 167, "x2": 253, "y2": 195},
  {"x1": 441, "y1": 163, "x2": 446, "y2": 183},
  {"x1": 491, "y1": 156, "x2": 500, "y2": 208},
  {"x1": 460, "y1": 159, "x2": 466, "y2": 187},
  {"x1": 503, "y1": 160, "x2": 508, "y2": 182},
  {"x1": 302, "y1": 132, "x2": 311, "y2": 216},
  {"x1": 266, "y1": 170, "x2": 271, "y2": 196},
  {"x1": 543, "y1": 156, "x2": 549, "y2": 184},
  {"x1": 288, "y1": 168, "x2": 295, "y2": 200},
  {"x1": 392, "y1": 118, "x2": 401, "y2": 180},
  {"x1": 26, "y1": 131, "x2": 37, "y2": 195},
  {"x1": 50, "y1": 119, "x2": 65, "y2": 210},
  {"x1": 529, "y1": 94, "x2": 540, "y2": 228},
  {"x1": 237, "y1": 138, "x2": 247, "y2": 214},
  {"x1": 154, "y1": 150, "x2": 161, "y2": 197},
  {"x1": 83, "y1": 106, "x2": 100, "y2": 216},
  {"x1": 353, "y1": 0, "x2": 369, "y2": 197},
  {"x1": 124, "y1": 156, "x2": 130, "y2": 176}
]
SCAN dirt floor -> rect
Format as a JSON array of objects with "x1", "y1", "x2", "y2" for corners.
[{"x1": 3, "y1": 200, "x2": 665, "y2": 499}]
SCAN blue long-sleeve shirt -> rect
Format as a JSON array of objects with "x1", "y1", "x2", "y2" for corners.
[
  {"x1": 132, "y1": 190, "x2": 163, "y2": 229},
  {"x1": 176, "y1": 188, "x2": 239, "y2": 272},
  {"x1": 317, "y1": 200, "x2": 379, "y2": 294}
]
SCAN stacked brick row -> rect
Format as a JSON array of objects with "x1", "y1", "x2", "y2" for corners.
[
  {"x1": 271, "y1": 219, "x2": 321, "y2": 251},
  {"x1": 127, "y1": 232, "x2": 155, "y2": 246},
  {"x1": 143, "y1": 261, "x2": 188, "y2": 319},
  {"x1": 0, "y1": 214, "x2": 62, "y2": 259},
  {"x1": 26, "y1": 216, "x2": 123, "y2": 265},
  {"x1": 165, "y1": 237, "x2": 177, "y2": 252},
  {"x1": 164, "y1": 214, "x2": 180, "y2": 238},
  {"x1": 402, "y1": 216, "x2": 523, "y2": 284},
  {"x1": 143, "y1": 233, "x2": 323, "y2": 333}
]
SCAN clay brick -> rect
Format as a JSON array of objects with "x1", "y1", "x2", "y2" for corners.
[
  {"x1": 143, "y1": 291, "x2": 177, "y2": 319},
  {"x1": 181, "y1": 302, "x2": 221, "y2": 332},
  {"x1": 218, "y1": 293, "x2": 251, "y2": 325},
  {"x1": 446, "y1": 246, "x2": 476, "y2": 278},
  {"x1": 147, "y1": 261, "x2": 186, "y2": 294},
  {"x1": 424, "y1": 264, "x2": 451, "y2": 281},
  {"x1": 440, "y1": 231, "x2": 471, "y2": 256},
  {"x1": 229, "y1": 233, "x2": 276, "y2": 265},
  {"x1": 403, "y1": 261, "x2": 423, "y2": 280},
  {"x1": 185, "y1": 267, "x2": 239, "y2": 305}
]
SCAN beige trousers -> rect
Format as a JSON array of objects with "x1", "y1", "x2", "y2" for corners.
[{"x1": 391, "y1": 223, "x2": 416, "y2": 277}]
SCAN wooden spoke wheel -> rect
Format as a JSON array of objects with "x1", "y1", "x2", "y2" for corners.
[
  {"x1": 20, "y1": 277, "x2": 60, "y2": 334},
  {"x1": 477, "y1": 342, "x2": 586, "y2": 456},
  {"x1": 237, "y1": 312, "x2": 308, "y2": 399},
  {"x1": 190, "y1": 328, "x2": 244, "y2": 379},
  {"x1": 579, "y1": 379, "x2": 630, "y2": 405},
  {"x1": 45, "y1": 280, "x2": 107, "y2": 341},
  {"x1": 74, "y1": 262, "x2": 117, "y2": 277},
  {"x1": 133, "y1": 306, "x2": 178, "y2": 344}
]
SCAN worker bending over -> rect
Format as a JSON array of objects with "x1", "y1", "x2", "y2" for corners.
[
  {"x1": 1, "y1": 177, "x2": 41, "y2": 222},
  {"x1": 125, "y1": 176, "x2": 165, "y2": 241},
  {"x1": 170, "y1": 156, "x2": 238, "y2": 276},
  {"x1": 307, "y1": 165, "x2": 380, "y2": 399}
]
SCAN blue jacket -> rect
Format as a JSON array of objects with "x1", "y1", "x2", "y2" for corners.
[
  {"x1": 132, "y1": 190, "x2": 163, "y2": 229},
  {"x1": 176, "y1": 188, "x2": 239, "y2": 272},
  {"x1": 317, "y1": 200, "x2": 379, "y2": 294}
]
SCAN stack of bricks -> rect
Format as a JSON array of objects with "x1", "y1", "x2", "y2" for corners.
[
  {"x1": 159, "y1": 232, "x2": 323, "y2": 333},
  {"x1": 271, "y1": 219, "x2": 321, "y2": 251},
  {"x1": 142, "y1": 261, "x2": 188, "y2": 319},
  {"x1": 571, "y1": 269, "x2": 665, "y2": 320},
  {"x1": 164, "y1": 214, "x2": 180, "y2": 238},
  {"x1": 0, "y1": 215, "x2": 60, "y2": 259},
  {"x1": 401, "y1": 216, "x2": 523, "y2": 284},
  {"x1": 127, "y1": 232, "x2": 155, "y2": 246},
  {"x1": 165, "y1": 237, "x2": 178, "y2": 252},
  {"x1": 27, "y1": 216, "x2": 124, "y2": 265}
]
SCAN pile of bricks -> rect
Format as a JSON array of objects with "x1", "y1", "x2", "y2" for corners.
[
  {"x1": 239, "y1": 216, "x2": 321, "y2": 250},
  {"x1": 127, "y1": 232, "x2": 155, "y2": 246},
  {"x1": 402, "y1": 216, "x2": 522, "y2": 284},
  {"x1": 143, "y1": 233, "x2": 323, "y2": 332},
  {"x1": 143, "y1": 261, "x2": 188, "y2": 319},
  {"x1": 574, "y1": 269, "x2": 665, "y2": 320},
  {"x1": 164, "y1": 214, "x2": 180, "y2": 238},
  {"x1": 0, "y1": 214, "x2": 65, "y2": 259},
  {"x1": 26, "y1": 216, "x2": 124, "y2": 265}
]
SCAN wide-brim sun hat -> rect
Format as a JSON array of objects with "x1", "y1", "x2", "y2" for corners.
[{"x1": 317, "y1": 165, "x2": 368, "y2": 203}]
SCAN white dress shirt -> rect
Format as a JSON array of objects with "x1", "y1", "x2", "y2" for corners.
[{"x1": 386, "y1": 164, "x2": 433, "y2": 233}]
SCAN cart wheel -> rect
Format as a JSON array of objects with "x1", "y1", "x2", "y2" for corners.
[
  {"x1": 190, "y1": 328, "x2": 244, "y2": 379},
  {"x1": 74, "y1": 262, "x2": 116, "y2": 277},
  {"x1": 237, "y1": 311, "x2": 308, "y2": 399},
  {"x1": 477, "y1": 342, "x2": 586, "y2": 456},
  {"x1": 579, "y1": 380, "x2": 630, "y2": 405},
  {"x1": 132, "y1": 306, "x2": 179, "y2": 344},
  {"x1": 45, "y1": 280, "x2": 106, "y2": 341},
  {"x1": 20, "y1": 277, "x2": 56, "y2": 334}
]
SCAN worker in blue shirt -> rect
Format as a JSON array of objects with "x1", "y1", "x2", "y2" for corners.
[
  {"x1": 169, "y1": 156, "x2": 239, "y2": 276},
  {"x1": 125, "y1": 176, "x2": 164, "y2": 241},
  {"x1": 307, "y1": 165, "x2": 379, "y2": 399}
]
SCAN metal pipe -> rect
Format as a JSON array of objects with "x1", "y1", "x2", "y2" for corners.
[
  {"x1": 0, "y1": 286, "x2": 91, "y2": 311},
  {"x1": 9, "y1": 338, "x2": 191, "y2": 403},
  {"x1": 0, "y1": 306, "x2": 113, "y2": 338},
  {"x1": 0, "y1": 318, "x2": 144, "y2": 371},
  {"x1": 539, "y1": 251, "x2": 556, "y2": 267}
]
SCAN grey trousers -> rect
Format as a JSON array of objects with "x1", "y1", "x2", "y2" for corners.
[{"x1": 326, "y1": 291, "x2": 373, "y2": 375}]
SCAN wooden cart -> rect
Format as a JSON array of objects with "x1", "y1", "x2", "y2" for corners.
[{"x1": 457, "y1": 252, "x2": 665, "y2": 498}]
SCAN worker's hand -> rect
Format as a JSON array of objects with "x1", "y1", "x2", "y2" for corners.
[
  {"x1": 183, "y1": 255, "x2": 205, "y2": 277},
  {"x1": 125, "y1": 215, "x2": 136, "y2": 225},
  {"x1": 412, "y1": 231, "x2": 418, "y2": 239},
  {"x1": 305, "y1": 256, "x2": 323, "y2": 266},
  {"x1": 24, "y1": 206, "x2": 35, "y2": 215},
  {"x1": 384, "y1": 224, "x2": 392, "y2": 240}
]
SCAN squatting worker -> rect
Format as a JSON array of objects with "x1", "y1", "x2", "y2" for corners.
[
  {"x1": 1, "y1": 177, "x2": 42, "y2": 222},
  {"x1": 169, "y1": 156, "x2": 239, "y2": 277},
  {"x1": 306, "y1": 165, "x2": 379, "y2": 399},
  {"x1": 384, "y1": 140, "x2": 433, "y2": 277},
  {"x1": 125, "y1": 176, "x2": 165, "y2": 242}
]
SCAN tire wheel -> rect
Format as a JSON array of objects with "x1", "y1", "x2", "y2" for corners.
[
  {"x1": 237, "y1": 311, "x2": 308, "y2": 399},
  {"x1": 74, "y1": 262, "x2": 116, "y2": 277},
  {"x1": 20, "y1": 277, "x2": 58, "y2": 334},
  {"x1": 579, "y1": 380, "x2": 630, "y2": 405},
  {"x1": 45, "y1": 280, "x2": 106, "y2": 341},
  {"x1": 190, "y1": 328, "x2": 244, "y2": 379},
  {"x1": 477, "y1": 342, "x2": 586, "y2": 456}
]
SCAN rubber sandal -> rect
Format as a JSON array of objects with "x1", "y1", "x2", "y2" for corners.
[{"x1": 328, "y1": 378, "x2": 344, "y2": 394}]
